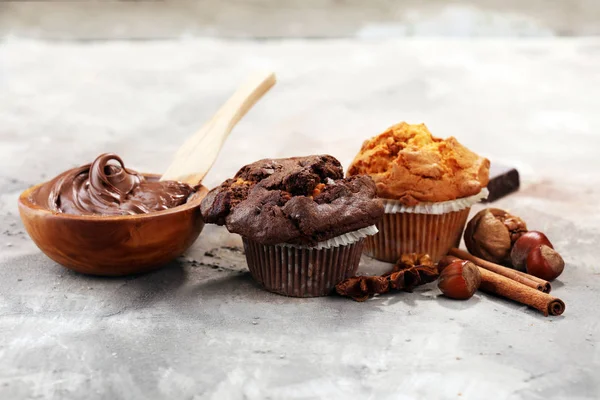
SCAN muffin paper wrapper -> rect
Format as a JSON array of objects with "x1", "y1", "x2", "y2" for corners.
[
  {"x1": 243, "y1": 238, "x2": 365, "y2": 297},
  {"x1": 364, "y1": 208, "x2": 471, "y2": 263},
  {"x1": 276, "y1": 225, "x2": 378, "y2": 250},
  {"x1": 383, "y1": 188, "x2": 489, "y2": 215}
]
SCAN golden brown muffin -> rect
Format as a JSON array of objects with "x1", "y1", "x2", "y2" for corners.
[{"x1": 347, "y1": 122, "x2": 490, "y2": 206}]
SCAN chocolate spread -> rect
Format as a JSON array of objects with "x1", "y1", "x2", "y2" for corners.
[{"x1": 32, "y1": 153, "x2": 195, "y2": 216}]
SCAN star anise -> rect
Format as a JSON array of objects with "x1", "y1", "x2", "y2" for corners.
[
  {"x1": 335, "y1": 275, "x2": 389, "y2": 302},
  {"x1": 335, "y1": 253, "x2": 439, "y2": 301},
  {"x1": 388, "y1": 254, "x2": 439, "y2": 291}
]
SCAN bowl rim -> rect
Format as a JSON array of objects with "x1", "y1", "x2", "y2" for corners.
[{"x1": 18, "y1": 175, "x2": 209, "y2": 222}]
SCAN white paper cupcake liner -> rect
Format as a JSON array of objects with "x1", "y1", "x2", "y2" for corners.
[
  {"x1": 243, "y1": 238, "x2": 365, "y2": 297},
  {"x1": 383, "y1": 188, "x2": 489, "y2": 215},
  {"x1": 278, "y1": 225, "x2": 379, "y2": 250},
  {"x1": 364, "y1": 208, "x2": 471, "y2": 263}
]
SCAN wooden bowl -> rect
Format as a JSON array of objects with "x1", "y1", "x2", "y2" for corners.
[{"x1": 18, "y1": 175, "x2": 209, "y2": 276}]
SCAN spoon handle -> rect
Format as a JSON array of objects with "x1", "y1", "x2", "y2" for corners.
[{"x1": 160, "y1": 71, "x2": 277, "y2": 185}]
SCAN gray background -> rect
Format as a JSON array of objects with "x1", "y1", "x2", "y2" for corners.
[
  {"x1": 1, "y1": 2, "x2": 599, "y2": 399},
  {"x1": 2, "y1": 0, "x2": 600, "y2": 40}
]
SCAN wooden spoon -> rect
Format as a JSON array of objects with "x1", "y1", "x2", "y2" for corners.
[{"x1": 161, "y1": 71, "x2": 277, "y2": 185}]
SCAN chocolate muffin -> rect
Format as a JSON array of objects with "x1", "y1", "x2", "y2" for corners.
[{"x1": 201, "y1": 155, "x2": 384, "y2": 297}]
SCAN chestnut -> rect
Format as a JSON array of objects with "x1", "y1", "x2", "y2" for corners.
[
  {"x1": 526, "y1": 245, "x2": 564, "y2": 281},
  {"x1": 437, "y1": 260, "x2": 481, "y2": 300},
  {"x1": 510, "y1": 231, "x2": 553, "y2": 271}
]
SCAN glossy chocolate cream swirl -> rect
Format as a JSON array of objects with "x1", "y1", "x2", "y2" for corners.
[{"x1": 33, "y1": 153, "x2": 196, "y2": 216}]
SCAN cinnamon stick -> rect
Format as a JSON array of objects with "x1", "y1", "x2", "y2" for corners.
[
  {"x1": 449, "y1": 248, "x2": 551, "y2": 293},
  {"x1": 511, "y1": 269, "x2": 551, "y2": 290},
  {"x1": 478, "y1": 268, "x2": 565, "y2": 317}
]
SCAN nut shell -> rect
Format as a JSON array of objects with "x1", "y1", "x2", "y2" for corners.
[
  {"x1": 437, "y1": 255, "x2": 462, "y2": 273},
  {"x1": 526, "y1": 244, "x2": 564, "y2": 281},
  {"x1": 437, "y1": 260, "x2": 481, "y2": 300},
  {"x1": 510, "y1": 231, "x2": 553, "y2": 271},
  {"x1": 464, "y1": 208, "x2": 526, "y2": 264}
]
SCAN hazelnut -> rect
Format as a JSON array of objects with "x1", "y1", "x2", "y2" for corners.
[
  {"x1": 464, "y1": 208, "x2": 527, "y2": 264},
  {"x1": 525, "y1": 245, "x2": 564, "y2": 281},
  {"x1": 437, "y1": 260, "x2": 481, "y2": 300},
  {"x1": 510, "y1": 231, "x2": 553, "y2": 271},
  {"x1": 437, "y1": 255, "x2": 462, "y2": 273}
]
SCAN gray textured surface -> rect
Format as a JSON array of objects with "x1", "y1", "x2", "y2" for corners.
[
  {"x1": 1, "y1": 38, "x2": 600, "y2": 399},
  {"x1": 2, "y1": 0, "x2": 600, "y2": 40}
]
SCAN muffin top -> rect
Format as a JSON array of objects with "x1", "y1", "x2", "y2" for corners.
[
  {"x1": 347, "y1": 122, "x2": 490, "y2": 206},
  {"x1": 201, "y1": 155, "x2": 384, "y2": 246}
]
